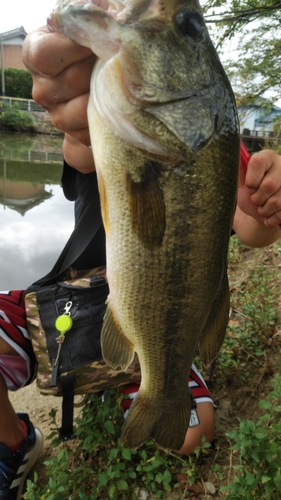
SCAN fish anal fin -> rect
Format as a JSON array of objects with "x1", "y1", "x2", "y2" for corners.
[
  {"x1": 198, "y1": 273, "x2": 230, "y2": 367},
  {"x1": 127, "y1": 161, "x2": 166, "y2": 249},
  {"x1": 121, "y1": 392, "x2": 190, "y2": 451},
  {"x1": 101, "y1": 303, "x2": 134, "y2": 371}
]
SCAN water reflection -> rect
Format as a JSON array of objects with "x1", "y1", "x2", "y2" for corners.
[{"x1": 0, "y1": 132, "x2": 75, "y2": 290}]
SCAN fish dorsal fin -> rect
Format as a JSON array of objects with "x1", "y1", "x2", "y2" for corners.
[
  {"x1": 127, "y1": 161, "x2": 166, "y2": 249},
  {"x1": 101, "y1": 301, "x2": 135, "y2": 371},
  {"x1": 198, "y1": 272, "x2": 230, "y2": 367}
]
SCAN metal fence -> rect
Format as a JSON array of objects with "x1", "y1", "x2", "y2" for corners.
[
  {"x1": 242, "y1": 128, "x2": 277, "y2": 139},
  {"x1": 2, "y1": 150, "x2": 63, "y2": 164},
  {"x1": 0, "y1": 95, "x2": 45, "y2": 112}
]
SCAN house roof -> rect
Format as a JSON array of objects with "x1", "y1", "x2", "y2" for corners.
[
  {"x1": 239, "y1": 96, "x2": 281, "y2": 112},
  {"x1": 0, "y1": 191, "x2": 52, "y2": 215},
  {"x1": 0, "y1": 26, "x2": 27, "y2": 44}
]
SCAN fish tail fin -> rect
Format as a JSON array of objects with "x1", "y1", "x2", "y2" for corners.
[
  {"x1": 152, "y1": 405, "x2": 190, "y2": 450},
  {"x1": 121, "y1": 392, "x2": 190, "y2": 451}
]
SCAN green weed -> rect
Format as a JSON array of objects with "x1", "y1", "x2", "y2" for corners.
[
  {"x1": 24, "y1": 390, "x2": 209, "y2": 499},
  {"x1": 207, "y1": 238, "x2": 279, "y2": 387},
  {"x1": 0, "y1": 103, "x2": 36, "y2": 132},
  {"x1": 221, "y1": 374, "x2": 281, "y2": 500}
]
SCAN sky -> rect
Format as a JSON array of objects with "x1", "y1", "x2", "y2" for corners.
[
  {"x1": 0, "y1": 0, "x2": 57, "y2": 34},
  {"x1": 1, "y1": 0, "x2": 210, "y2": 34},
  {"x1": 0, "y1": 184, "x2": 74, "y2": 290}
]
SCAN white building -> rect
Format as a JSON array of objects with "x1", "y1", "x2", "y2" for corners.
[{"x1": 238, "y1": 99, "x2": 281, "y2": 135}]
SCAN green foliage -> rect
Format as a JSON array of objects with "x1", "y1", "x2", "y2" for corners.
[
  {"x1": 221, "y1": 374, "x2": 281, "y2": 499},
  {"x1": 202, "y1": 1, "x2": 281, "y2": 105},
  {"x1": 218, "y1": 264, "x2": 276, "y2": 380},
  {"x1": 24, "y1": 390, "x2": 210, "y2": 499},
  {"x1": 0, "y1": 103, "x2": 36, "y2": 132},
  {"x1": 0, "y1": 68, "x2": 33, "y2": 99}
]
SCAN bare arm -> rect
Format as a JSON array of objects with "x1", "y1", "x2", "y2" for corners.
[{"x1": 233, "y1": 149, "x2": 281, "y2": 247}]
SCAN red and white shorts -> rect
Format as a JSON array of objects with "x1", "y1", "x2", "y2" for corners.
[{"x1": 0, "y1": 290, "x2": 37, "y2": 391}]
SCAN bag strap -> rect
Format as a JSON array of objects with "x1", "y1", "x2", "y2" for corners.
[{"x1": 59, "y1": 374, "x2": 76, "y2": 440}]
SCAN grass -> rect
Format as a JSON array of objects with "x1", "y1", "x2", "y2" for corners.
[{"x1": 24, "y1": 391, "x2": 212, "y2": 499}]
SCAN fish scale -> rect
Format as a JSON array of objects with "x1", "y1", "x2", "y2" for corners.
[{"x1": 48, "y1": 0, "x2": 240, "y2": 450}]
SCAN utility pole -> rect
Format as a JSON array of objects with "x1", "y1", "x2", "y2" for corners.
[{"x1": 0, "y1": 33, "x2": 6, "y2": 100}]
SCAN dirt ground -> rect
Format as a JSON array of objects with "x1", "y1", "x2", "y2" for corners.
[{"x1": 9, "y1": 382, "x2": 63, "y2": 440}]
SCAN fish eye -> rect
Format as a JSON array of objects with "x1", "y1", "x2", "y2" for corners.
[{"x1": 176, "y1": 8, "x2": 205, "y2": 38}]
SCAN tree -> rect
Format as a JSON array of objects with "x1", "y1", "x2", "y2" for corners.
[
  {"x1": 202, "y1": 1, "x2": 281, "y2": 105},
  {"x1": 0, "y1": 69, "x2": 33, "y2": 99}
]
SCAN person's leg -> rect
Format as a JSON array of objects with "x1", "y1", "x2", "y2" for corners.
[
  {"x1": 0, "y1": 298, "x2": 35, "y2": 449},
  {"x1": 0, "y1": 292, "x2": 43, "y2": 500},
  {"x1": 0, "y1": 338, "x2": 27, "y2": 449},
  {"x1": 177, "y1": 401, "x2": 215, "y2": 455}
]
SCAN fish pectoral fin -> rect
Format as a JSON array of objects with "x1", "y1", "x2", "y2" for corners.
[
  {"x1": 198, "y1": 273, "x2": 230, "y2": 367},
  {"x1": 101, "y1": 303, "x2": 135, "y2": 371},
  {"x1": 96, "y1": 171, "x2": 110, "y2": 235},
  {"x1": 127, "y1": 161, "x2": 166, "y2": 249},
  {"x1": 121, "y1": 392, "x2": 190, "y2": 451}
]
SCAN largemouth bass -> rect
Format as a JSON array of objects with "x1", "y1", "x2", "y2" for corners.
[{"x1": 48, "y1": 0, "x2": 240, "y2": 451}]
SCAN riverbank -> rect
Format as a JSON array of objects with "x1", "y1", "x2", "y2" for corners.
[{"x1": 30, "y1": 111, "x2": 63, "y2": 135}]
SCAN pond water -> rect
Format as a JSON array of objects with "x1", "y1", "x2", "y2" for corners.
[{"x1": 0, "y1": 131, "x2": 75, "y2": 290}]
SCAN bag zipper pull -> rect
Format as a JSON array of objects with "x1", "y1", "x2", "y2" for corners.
[{"x1": 50, "y1": 301, "x2": 73, "y2": 387}]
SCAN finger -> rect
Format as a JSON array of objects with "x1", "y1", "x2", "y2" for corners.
[
  {"x1": 251, "y1": 173, "x2": 281, "y2": 207},
  {"x1": 245, "y1": 149, "x2": 276, "y2": 190},
  {"x1": 66, "y1": 128, "x2": 91, "y2": 147},
  {"x1": 47, "y1": 93, "x2": 90, "y2": 144},
  {"x1": 264, "y1": 210, "x2": 281, "y2": 228},
  {"x1": 22, "y1": 27, "x2": 95, "y2": 77},
  {"x1": 257, "y1": 190, "x2": 281, "y2": 218},
  {"x1": 32, "y1": 55, "x2": 95, "y2": 107},
  {"x1": 63, "y1": 135, "x2": 95, "y2": 172}
]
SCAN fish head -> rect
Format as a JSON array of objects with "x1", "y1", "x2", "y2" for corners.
[{"x1": 48, "y1": 0, "x2": 239, "y2": 156}]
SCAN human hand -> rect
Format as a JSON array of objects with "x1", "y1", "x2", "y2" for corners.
[
  {"x1": 237, "y1": 149, "x2": 281, "y2": 228},
  {"x1": 22, "y1": 26, "x2": 96, "y2": 171}
]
